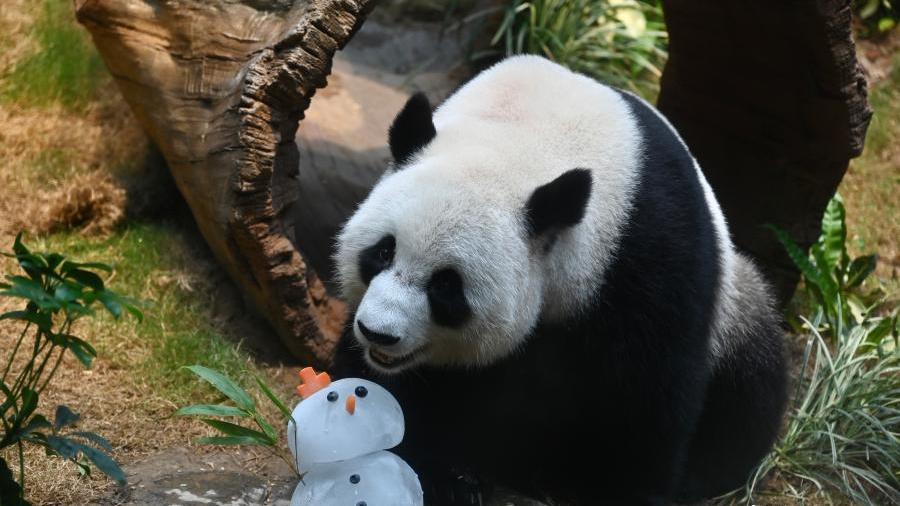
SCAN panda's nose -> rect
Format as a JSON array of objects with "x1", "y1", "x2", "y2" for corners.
[{"x1": 357, "y1": 320, "x2": 401, "y2": 346}]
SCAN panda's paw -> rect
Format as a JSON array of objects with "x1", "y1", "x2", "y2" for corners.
[{"x1": 423, "y1": 467, "x2": 491, "y2": 506}]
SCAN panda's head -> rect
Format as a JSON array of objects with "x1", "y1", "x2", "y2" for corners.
[{"x1": 334, "y1": 88, "x2": 597, "y2": 374}]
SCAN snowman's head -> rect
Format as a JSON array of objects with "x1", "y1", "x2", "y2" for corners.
[{"x1": 287, "y1": 378, "x2": 404, "y2": 466}]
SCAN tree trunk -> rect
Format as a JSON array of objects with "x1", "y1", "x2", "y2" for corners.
[
  {"x1": 658, "y1": 0, "x2": 872, "y2": 306},
  {"x1": 75, "y1": 0, "x2": 377, "y2": 366}
]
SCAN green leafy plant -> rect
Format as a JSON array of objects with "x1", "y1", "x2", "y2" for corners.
[
  {"x1": 1, "y1": 233, "x2": 142, "y2": 505},
  {"x1": 175, "y1": 365, "x2": 299, "y2": 476},
  {"x1": 738, "y1": 195, "x2": 900, "y2": 504},
  {"x1": 854, "y1": 0, "x2": 899, "y2": 38},
  {"x1": 770, "y1": 194, "x2": 884, "y2": 336},
  {"x1": 482, "y1": 0, "x2": 668, "y2": 97}
]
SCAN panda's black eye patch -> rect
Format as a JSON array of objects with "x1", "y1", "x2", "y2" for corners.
[
  {"x1": 427, "y1": 268, "x2": 471, "y2": 328},
  {"x1": 359, "y1": 235, "x2": 396, "y2": 285}
]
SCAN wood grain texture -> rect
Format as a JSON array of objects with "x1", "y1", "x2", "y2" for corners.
[{"x1": 76, "y1": 0, "x2": 376, "y2": 365}]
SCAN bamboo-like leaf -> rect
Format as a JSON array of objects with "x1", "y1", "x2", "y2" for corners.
[
  {"x1": 196, "y1": 436, "x2": 271, "y2": 446},
  {"x1": 183, "y1": 366, "x2": 254, "y2": 411},
  {"x1": 174, "y1": 404, "x2": 249, "y2": 418},
  {"x1": 255, "y1": 377, "x2": 292, "y2": 419},
  {"x1": 200, "y1": 419, "x2": 274, "y2": 446},
  {"x1": 768, "y1": 225, "x2": 833, "y2": 299},
  {"x1": 845, "y1": 255, "x2": 877, "y2": 288}
]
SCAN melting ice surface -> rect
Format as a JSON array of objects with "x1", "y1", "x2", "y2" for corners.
[
  {"x1": 290, "y1": 450, "x2": 423, "y2": 506},
  {"x1": 287, "y1": 378, "x2": 404, "y2": 465}
]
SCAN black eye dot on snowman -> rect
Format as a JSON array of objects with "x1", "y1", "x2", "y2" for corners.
[
  {"x1": 326, "y1": 391, "x2": 338, "y2": 402},
  {"x1": 357, "y1": 502, "x2": 367, "y2": 506},
  {"x1": 349, "y1": 474, "x2": 361, "y2": 484},
  {"x1": 355, "y1": 386, "x2": 368, "y2": 398}
]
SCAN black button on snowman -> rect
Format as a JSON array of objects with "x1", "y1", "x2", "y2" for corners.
[{"x1": 287, "y1": 367, "x2": 424, "y2": 505}]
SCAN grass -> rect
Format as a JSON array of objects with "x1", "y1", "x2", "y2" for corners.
[
  {"x1": 0, "y1": 0, "x2": 105, "y2": 110},
  {"x1": 840, "y1": 52, "x2": 900, "y2": 293},
  {"x1": 29, "y1": 224, "x2": 262, "y2": 404},
  {"x1": 745, "y1": 318, "x2": 900, "y2": 504}
]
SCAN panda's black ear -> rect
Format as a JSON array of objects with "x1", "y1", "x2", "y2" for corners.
[
  {"x1": 525, "y1": 168, "x2": 592, "y2": 238},
  {"x1": 388, "y1": 92, "x2": 436, "y2": 166}
]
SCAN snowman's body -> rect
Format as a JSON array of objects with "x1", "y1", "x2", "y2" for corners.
[{"x1": 287, "y1": 376, "x2": 423, "y2": 505}]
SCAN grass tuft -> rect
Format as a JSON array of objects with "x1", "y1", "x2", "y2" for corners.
[{"x1": 484, "y1": 0, "x2": 667, "y2": 99}]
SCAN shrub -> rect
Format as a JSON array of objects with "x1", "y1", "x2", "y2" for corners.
[
  {"x1": 0, "y1": 233, "x2": 141, "y2": 505},
  {"x1": 853, "y1": 0, "x2": 899, "y2": 38},
  {"x1": 742, "y1": 196, "x2": 900, "y2": 504},
  {"x1": 483, "y1": 0, "x2": 667, "y2": 97}
]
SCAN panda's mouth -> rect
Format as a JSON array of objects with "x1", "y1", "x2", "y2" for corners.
[{"x1": 367, "y1": 345, "x2": 425, "y2": 371}]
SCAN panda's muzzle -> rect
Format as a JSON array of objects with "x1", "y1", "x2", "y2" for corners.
[{"x1": 357, "y1": 320, "x2": 401, "y2": 346}]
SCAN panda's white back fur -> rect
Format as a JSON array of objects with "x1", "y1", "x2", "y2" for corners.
[{"x1": 336, "y1": 55, "x2": 741, "y2": 365}]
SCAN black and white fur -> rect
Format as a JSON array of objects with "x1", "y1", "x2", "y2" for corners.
[{"x1": 333, "y1": 56, "x2": 787, "y2": 505}]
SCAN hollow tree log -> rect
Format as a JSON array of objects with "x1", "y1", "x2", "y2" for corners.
[
  {"x1": 75, "y1": 0, "x2": 377, "y2": 366},
  {"x1": 658, "y1": 0, "x2": 872, "y2": 306}
]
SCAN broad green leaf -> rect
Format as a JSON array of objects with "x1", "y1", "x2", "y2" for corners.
[
  {"x1": 1, "y1": 276, "x2": 58, "y2": 311},
  {"x1": 73, "y1": 442, "x2": 126, "y2": 485},
  {"x1": 196, "y1": 435, "x2": 272, "y2": 446},
  {"x1": 97, "y1": 291, "x2": 122, "y2": 318},
  {"x1": 20, "y1": 388, "x2": 39, "y2": 421},
  {"x1": 20, "y1": 414, "x2": 52, "y2": 437},
  {"x1": 817, "y1": 194, "x2": 847, "y2": 274},
  {"x1": 859, "y1": 0, "x2": 881, "y2": 19},
  {"x1": 0, "y1": 310, "x2": 52, "y2": 331},
  {"x1": 96, "y1": 291, "x2": 143, "y2": 322},
  {"x1": 42, "y1": 253, "x2": 66, "y2": 271},
  {"x1": 256, "y1": 376, "x2": 292, "y2": 419},
  {"x1": 847, "y1": 294, "x2": 868, "y2": 325},
  {"x1": 768, "y1": 225, "x2": 832, "y2": 299},
  {"x1": 184, "y1": 366, "x2": 254, "y2": 411},
  {"x1": 65, "y1": 269, "x2": 105, "y2": 291},
  {"x1": 55, "y1": 405, "x2": 81, "y2": 431},
  {"x1": 54, "y1": 283, "x2": 80, "y2": 303},
  {"x1": 69, "y1": 431, "x2": 113, "y2": 452},
  {"x1": 845, "y1": 255, "x2": 877, "y2": 288},
  {"x1": 810, "y1": 246, "x2": 839, "y2": 300},
  {"x1": 200, "y1": 419, "x2": 274, "y2": 445},
  {"x1": 865, "y1": 318, "x2": 895, "y2": 348},
  {"x1": 62, "y1": 336, "x2": 97, "y2": 368},
  {"x1": 174, "y1": 404, "x2": 249, "y2": 418},
  {"x1": 46, "y1": 435, "x2": 79, "y2": 459},
  {"x1": 61, "y1": 261, "x2": 112, "y2": 275}
]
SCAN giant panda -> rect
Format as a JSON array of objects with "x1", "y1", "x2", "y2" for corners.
[{"x1": 331, "y1": 55, "x2": 788, "y2": 505}]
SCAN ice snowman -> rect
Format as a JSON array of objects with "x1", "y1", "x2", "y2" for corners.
[{"x1": 287, "y1": 367, "x2": 424, "y2": 505}]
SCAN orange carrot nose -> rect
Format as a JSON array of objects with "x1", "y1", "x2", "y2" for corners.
[{"x1": 345, "y1": 394, "x2": 356, "y2": 415}]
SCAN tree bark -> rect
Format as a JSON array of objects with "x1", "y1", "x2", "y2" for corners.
[
  {"x1": 75, "y1": 0, "x2": 376, "y2": 366},
  {"x1": 658, "y1": 0, "x2": 872, "y2": 306}
]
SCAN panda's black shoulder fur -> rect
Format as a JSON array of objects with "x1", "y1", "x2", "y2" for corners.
[{"x1": 334, "y1": 89, "x2": 749, "y2": 505}]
